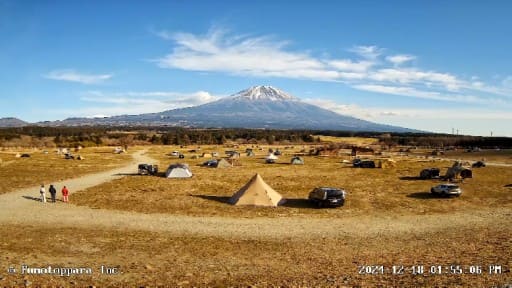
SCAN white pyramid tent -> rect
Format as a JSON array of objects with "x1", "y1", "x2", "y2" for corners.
[
  {"x1": 165, "y1": 163, "x2": 193, "y2": 178},
  {"x1": 229, "y1": 173, "x2": 285, "y2": 207}
]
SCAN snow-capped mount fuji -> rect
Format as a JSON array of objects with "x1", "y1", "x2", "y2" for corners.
[
  {"x1": 228, "y1": 86, "x2": 299, "y2": 101},
  {"x1": 47, "y1": 86, "x2": 415, "y2": 132}
]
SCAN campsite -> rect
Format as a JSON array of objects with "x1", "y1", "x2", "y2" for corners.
[{"x1": 0, "y1": 140, "x2": 511, "y2": 287}]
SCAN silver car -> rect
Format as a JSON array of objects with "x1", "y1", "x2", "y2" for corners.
[{"x1": 430, "y1": 184, "x2": 462, "y2": 197}]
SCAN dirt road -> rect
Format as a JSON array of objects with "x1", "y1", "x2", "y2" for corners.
[{"x1": 0, "y1": 150, "x2": 509, "y2": 240}]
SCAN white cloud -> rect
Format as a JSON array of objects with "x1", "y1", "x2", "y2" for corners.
[
  {"x1": 327, "y1": 59, "x2": 374, "y2": 72},
  {"x1": 156, "y1": 29, "x2": 343, "y2": 82},
  {"x1": 349, "y1": 45, "x2": 383, "y2": 59},
  {"x1": 78, "y1": 90, "x2": 221, "y2": 117},
  {"x1": 303, "y1": 98, "x2": 375, "y2": 119},
  {"x1": 154, "y1": 27, "x2": 511, "y2": 107},
  {"x1": 386, "y1": 54, "x2": 415, "y2": 65},
  {"x1": 44, "y1": 70, "x2": 112, "y2": 84},
  {"x1": 368, "y1": 68, "x2": 460, "y2": 90},
  {"x1": 353, "y1": 84, "x2": 491, "y2": 103}
]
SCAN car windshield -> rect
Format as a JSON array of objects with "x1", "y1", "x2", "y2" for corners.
[{"x1": 324, "y1": 189, "x2": 343, "y2": 197}]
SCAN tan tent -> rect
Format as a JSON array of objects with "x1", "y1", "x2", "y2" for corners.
[
  {"x1": 201, "y1": 153, "x2": 213, "y2": 158},
  {"x1": 229, "y1": 173, "x2": 285, "y2": 207},
  {"x1": 216, "y1": 158, "x2": 232, "y2": 168}
]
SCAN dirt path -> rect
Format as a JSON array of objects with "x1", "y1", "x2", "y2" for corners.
[{"x1": 0, "y1": 151, "x2": 510, "y2": 240}]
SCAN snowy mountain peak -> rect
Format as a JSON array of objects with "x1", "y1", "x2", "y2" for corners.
[{"x1": 230, "y1": 85, "x2": 299, "y2": 101}]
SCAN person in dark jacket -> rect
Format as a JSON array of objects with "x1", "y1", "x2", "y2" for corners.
[{"x1": 49, "y1": 184, "x2": 57, "y2": 203}]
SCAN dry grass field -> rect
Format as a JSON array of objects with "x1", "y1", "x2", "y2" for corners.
[
  {"x1": 1, "y1": 145, "x2": 511, "y2": 287},
  {"x1": 0, "y1": 147, "x2": 133, "y2": 194},
  {"x1": 441, "y1": 149, "x2": 512, "y2": 164},
  {"x1": 73, "y1": 145, "x2": 512, "y2": 218},
  {"x1": 0, "y1": 221, "x2": 510, "y2": 287},
  {"x1": 316, "y1": 136, "x2": 379, "y2": 146}
]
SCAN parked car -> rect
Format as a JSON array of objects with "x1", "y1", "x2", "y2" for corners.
[
  {"x1": 138, "y1": 164, "x2": 158, "y2": 175},
  {"x1": 353, "y1": 159, "x2": 376, "y2": 168},
  {"x1": 308, "y1": 187, "x2": 346, "y2": 208},
  {"x1": 430, "y1": 184, "x2": 462, "y2": 197},
  {"x1": 202, "y1": 159, "x2": 218, "y2": 167},
  {"x1": 170, "y1": 151, "x2": 179, "y2": 156},
  {"x1": 472, "y1": 161, "x2": 486, "y2": 168},
  {"x1": 420, "y1": 168, "x2": 440, "y2": 179}
]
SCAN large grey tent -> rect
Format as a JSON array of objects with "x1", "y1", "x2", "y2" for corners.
[
  {"x1": 229, "y1": 173, "x2": 285, "y2": 207},
  {"x1": 165, "y1": 163, "x2": 193, "y2": 178},
  {"x1": 290, "y1": 156, "x2": 304, "y2": 165},
  {"x1": 445, "y1": 161, "x2": 472, "y2": 180}
]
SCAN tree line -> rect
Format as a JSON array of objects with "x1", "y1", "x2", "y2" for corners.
[{"x1": 0, "y1": 126, "x2": 510, "y2": 148}]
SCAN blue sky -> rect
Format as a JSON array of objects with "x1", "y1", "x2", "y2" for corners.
[{"x1": 1, "y1": 1, "x2": 511, "y2": 136}]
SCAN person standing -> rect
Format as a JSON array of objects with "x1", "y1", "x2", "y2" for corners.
[
  {"x1": 39, "y1": 184, "x2": 46, "y2": 203},
  {"x1": 61, "y1": 186, "x2": 69, "y2": 203},
  {"x1": 49, "y1": 184, "x2": 57, "y2": 203}
]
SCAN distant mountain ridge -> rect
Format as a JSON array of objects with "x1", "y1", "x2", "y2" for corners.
[
  {"x1": 0, "y1": 117, "x2": 29, "y2": 127},
  {"x1": 0, "y1": 86, "x2": 418, "y2": 132}
]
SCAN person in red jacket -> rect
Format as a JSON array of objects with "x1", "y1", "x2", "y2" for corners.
[{"x1": 61, "y1": 186, "x2": 69, "y2": 203}]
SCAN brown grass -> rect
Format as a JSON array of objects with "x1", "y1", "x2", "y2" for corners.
[
  {"x1": 0, "y1": 222, "x2": 509, "y2": 287},
  {"x1": 0, "y1": 147, "x2": 134, "y2": 193},
  {"x1": 442, "y1": 149, "x2": 512, "y2": 164},
  {"x1": 316, "y1": 135, "x2": 379, "y2": 146},
  {"x1": 72, "y1": 145, "x2": 512, "y2": 218}
]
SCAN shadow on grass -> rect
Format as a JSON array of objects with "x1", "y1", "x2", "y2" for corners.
[
  {"x1": 113, "y1": 173, "x2": 141, "y2": 176},
  {"x1": 505, "y1": 184, "x2": 512, "y2": 188},
  {"x1": 407, "y1": 192, "x2": 455, "y2": 199},
  {"x1": 191, "y1": 194, "x2": 231, "y2": 204},
  {"x1": 22, "y1": 195, "x2": 42, "y2": 202},
  {"x1": 281, "y1": 198, "x2": 317, "y2": 209},
  {"x1": 399, "y1": 176, "x2": 423, "y2": 181}
]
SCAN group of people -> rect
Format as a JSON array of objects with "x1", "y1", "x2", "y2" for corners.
[{"x1": 39, "y1": 184, "x2": 69, "y2": 203}]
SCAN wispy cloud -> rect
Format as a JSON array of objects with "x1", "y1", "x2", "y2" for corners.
[
  {"x1": 352, "y1": 84, "x2": 497, "y2": 103},
  {"x1": 386, "y1": 54, "x2": 415, "y2": 65},
  {"x1": 154, "y1": 27, "x2": 511, "y2": 106},
  {"x1": 349, "y1": 45, "x2": 383, "y2": 59},
  {"x1": 78, "y1": 90, "x2": 221, "y2": 117},
  {"x1": 44, "y1": 70, "x2": 113, "y2": 84},
  {"x1": 156, "y1": 29, "x2": 340, "y2": 81}
]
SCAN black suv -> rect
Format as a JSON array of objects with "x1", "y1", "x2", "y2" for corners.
[
  {"x1": 308, "y1": 187, "x2": 346, "y2": 208},
  {"x1": 138, "y1": 164, "x2": 158, "y2": 175}
]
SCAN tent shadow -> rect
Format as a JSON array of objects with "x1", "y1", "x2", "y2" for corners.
[
  {"x1": 505, "y1": 184, "x2": 512, "y2": 188},
  {"x1": 192, "y1": 194, "x2": 231, "y2": 204},
  {"x1": 281, "y1": 198, "x2": 316, "y2": 209},
  {"x1": 407, "y1": 192, "x2": 447, "y2": 199},
  {"x1": 22, "y1": 195, "x2": 42, "y2": 202}
]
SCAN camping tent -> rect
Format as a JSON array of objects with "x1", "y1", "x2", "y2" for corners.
[
  {"x1": 229, "y1": 173, "x2": 285, "y2": 206},
  {"x1": 290, "y1": 156, "x2": 304, "y2": 165},
  {"x1": 265, "y1": 153, "x2": 278, "y2": 163},
  {"x1": 216, "y1": 158, "x2": 232, "y2": 168},
  {"x1": 445, "y1": 161, "x2": 472, "y2": 180},
  {"x1": 165, "y1": 163, "x2": 193, "y2": 178},
  {"x1": 229, "y1": 152, "x2": 241, "y2": 159},
  {"x1": 246, "y1": 150, "x2": 255, "y2": 157}
]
